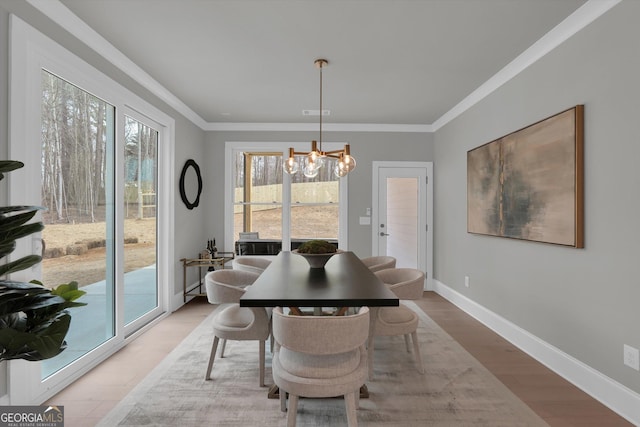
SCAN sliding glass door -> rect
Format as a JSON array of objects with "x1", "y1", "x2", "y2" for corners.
[
  {"x1": 9, "y1": 14, "x2": 177, "y2": 404},
  {"x1": 7, "y1": 16, "x2": 173, "y2": 402},
  {"x1": 38, "y1": 72, "x2": 164, "y2": 379},
  {"x1": 36, "y1": 72, "x2": 165, "y2": 389},
  {"x1": 40, "y1": 70, "x2": 116, "y2": 378},
  {"x1": 123, "y1": 114, "x2": 160, "y2": 331}
]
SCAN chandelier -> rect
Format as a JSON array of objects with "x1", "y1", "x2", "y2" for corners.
[{"x1": 284, "y1": 59, "x2": 356, "y2": 178}]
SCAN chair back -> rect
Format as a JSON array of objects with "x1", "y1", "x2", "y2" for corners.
[
  {"x1": 361, "y1": 256, "x2": 396, "y2": 272},
  {"x1": 375, "y1": 268, "x2": 424, "y2": 300},
  {"x1": 272, "y1": 307, "x2": 369, "y2": 355},
  {"x1": 232, "y1": 256, "x2": 272, "y2": 274},
  {"x1": 205, "y1": 269, "x2": 259, "y2": 304}
]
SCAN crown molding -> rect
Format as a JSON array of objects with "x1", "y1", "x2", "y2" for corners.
[
  {"x1": 432, "y1": 0, "x2": 622, "y2": 131},
  {"x1": 26, "y1": 0, "x2": 209, "y2": 129},
  {"x1": 204, "y1": 122, "x2": 433, "y2": 133},
  {"x1": 28, "y1": 0, "x2": 620, "y2": 134}
]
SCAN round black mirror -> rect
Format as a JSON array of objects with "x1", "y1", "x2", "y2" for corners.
[{"x1": 179, "y1": 159, "x2": 202, "y2": 210}]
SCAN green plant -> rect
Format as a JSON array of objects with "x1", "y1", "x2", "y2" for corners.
[
  {"x1": 0, "y1": 160, "x2": 86, "y2": 362},
  {"x1": 295, "y1": 240, "x2": 337, "y2": 254}
]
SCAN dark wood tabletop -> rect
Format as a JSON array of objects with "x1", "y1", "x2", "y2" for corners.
[{"x1": 239, "y1": 251, "x2": 399, "y2": 308}]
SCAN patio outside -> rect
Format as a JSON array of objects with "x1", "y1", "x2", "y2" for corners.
[{"x1": 39, "y1": 206, "x2": 337, "y2": 376}]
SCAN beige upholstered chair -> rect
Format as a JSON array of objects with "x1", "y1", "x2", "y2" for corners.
[
  {"x1": 360, "y1": 255, "x2": 396, "y2": 272},
  {"x1": 272, "y1": 306, "x2": 369, "y2": 427},
  {"x1": 373, "y1": 268, "x2": 425, "y2": 374},
  {"x1": 204, "y1": 269, "x2": 270, "y2": 386},
  {"x1": 232, "y1": 256, "x2": 272, "y2": 274}
]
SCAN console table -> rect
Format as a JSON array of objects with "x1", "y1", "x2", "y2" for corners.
[
  {"x1": 181, "y1": 253, "x2": 234, "y2": 302},
  {"x1": 235, "y1": 238, "x2": 338, "y2": 255}
]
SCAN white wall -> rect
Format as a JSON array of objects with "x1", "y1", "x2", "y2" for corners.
[{"x1": 433, "y1": 0, "x2": 639, "y2": 397}]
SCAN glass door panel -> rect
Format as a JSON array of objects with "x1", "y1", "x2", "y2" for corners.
[
  {"x1": 123, "y1": 116, "x2": 158, "y2": 326},
  {"x1": 40, "y1": 70, "x2": 115, "y2": 378},
  {"x1": 386, "y1": 177, "x2": 419, "y2": 268}
]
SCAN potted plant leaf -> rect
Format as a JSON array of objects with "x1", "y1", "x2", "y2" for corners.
[{"x1": 0, "y1": 160, "x2": 86, "y2": 362}]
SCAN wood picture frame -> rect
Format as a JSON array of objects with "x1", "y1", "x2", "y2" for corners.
[{"x1": 467, "y1": 105, "x2": 584, "y2": 248}]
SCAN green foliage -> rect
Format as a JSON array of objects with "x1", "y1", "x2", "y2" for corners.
[
  {"x1": 0, "y1": 161, "x2": 86, "y2": 362},
  {"x1": 296, "y1": 239, "x2": 337, "y2": 254}
]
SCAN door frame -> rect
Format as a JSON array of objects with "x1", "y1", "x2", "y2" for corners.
[{"x1": 372, "y1": 161, "x2": 433, "y2": 290}]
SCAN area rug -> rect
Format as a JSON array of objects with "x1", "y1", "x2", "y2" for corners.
[{"x1": 98, "y1": 302, "x2": 548, "y2": 426}]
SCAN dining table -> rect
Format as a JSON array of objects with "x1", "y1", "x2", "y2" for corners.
[{"x1": 240, "y1": 250, "x2": 399, "y2": 395}]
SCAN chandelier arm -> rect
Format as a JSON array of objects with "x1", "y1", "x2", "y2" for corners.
[
  {"x1": 291, "y1": 150, "x2": 343, "y2": 158},
  {"x1": 323, "y1": 148, "x2": 345, "y2": 155}
]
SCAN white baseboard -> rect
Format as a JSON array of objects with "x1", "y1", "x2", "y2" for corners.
[{"x1": 432, "y1": 279, "x2": 640, "y2": 426}]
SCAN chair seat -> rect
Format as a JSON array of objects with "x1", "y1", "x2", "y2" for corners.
[
  {"x1": 273, "y1": 346, "x2": 367, "y2": 399},
  {"x1": 378, "y1": 305, "x2": 416, "y2": 324},
  {"x1": 279, "y1": 347, "x2": 361, "y2": 379},
  {"x1": 216, "y1": 305, "x2": 254, "y2": 328},
  {"x1": 375, "y1": 304, "x2": 419, "y2": 337}
]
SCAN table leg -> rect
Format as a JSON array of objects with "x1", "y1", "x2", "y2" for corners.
[
  {"x1": 367, "y1": 306, "x2": 379, "y2": 380},
  {"x1": 288, "y1": 307, "x2": 304, "y2": 316},
  {"x1": 335, "y1": 307, "x2": 349, "y2": 316}
]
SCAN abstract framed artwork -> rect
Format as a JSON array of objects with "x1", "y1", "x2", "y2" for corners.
[{"x1": 467, "y1": 105, "x2": 584, "y2": 248}]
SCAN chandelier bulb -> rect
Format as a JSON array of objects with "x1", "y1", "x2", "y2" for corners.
[
  {"x1": 303, "y1": 161, "x2": 319, "y2": 178},
  {"x1": 334, "y1": 163, "x2": 349, "y2": 178},
  {"x1": 342, "y1": 154, "x2": 356, "y2": 172},
  {"x1": 284, "y1": 149, "x2": 299, "y2": 174}
]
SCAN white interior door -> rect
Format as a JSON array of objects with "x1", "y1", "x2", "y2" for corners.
[{"x1": 372, "y1": 162, "x2": 433, "y2": 289}]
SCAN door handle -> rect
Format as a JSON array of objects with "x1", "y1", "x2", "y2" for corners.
[{"x1": 379, "y1": 232, "x2": 390, "y2": 237}]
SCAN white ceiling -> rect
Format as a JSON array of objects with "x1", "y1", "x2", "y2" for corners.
[{"x1": 53, "y1": 0, "x2": 589, "y2": 128}]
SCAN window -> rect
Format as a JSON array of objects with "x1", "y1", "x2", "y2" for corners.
[
  {"x1": 226, "y1": 142, "x2": 348, "y2": 252},
  {"x1": 233, "y1": 152, "x2": 283, "y2": 241},
  {"x1": 290, "y1": 156, "x2": 340, "y2": 240}
]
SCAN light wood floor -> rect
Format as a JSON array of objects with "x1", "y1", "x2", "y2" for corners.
[{"x1": 46, "y1": 292, "x2": 632, "y2": 426}]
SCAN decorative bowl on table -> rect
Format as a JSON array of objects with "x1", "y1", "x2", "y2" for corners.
[{"x1": 292, "y1": 240, "x2": 341, "y2": 269}]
